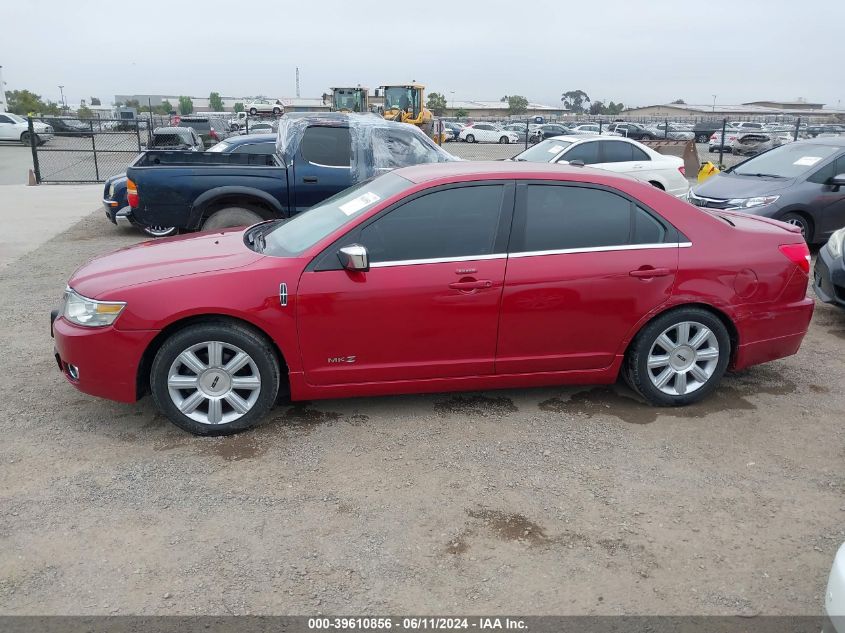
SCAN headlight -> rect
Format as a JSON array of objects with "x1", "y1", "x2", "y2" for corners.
[
  {"x1": 727, "y1": 195, "x2": 780, "y2": 209},
  {"x1": 62, "y1": 287, "x2": 126, "y2": 327},
  {"x1": 108, "y1": 183, "x2": 116, "y2": 197},
  {"x1": 828, "y1": 227, "x2": 845, "y2": 259}
]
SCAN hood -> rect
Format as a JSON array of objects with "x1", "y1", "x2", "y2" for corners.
[
  {"x1": 69, "y1": 228, "x2": 263, "y2": 299},
  {"x1": 692, "y1": 172, "x2": 794, "y2": 199},
  {"x1": 106, "y1": 173, "x2": 127, "y2": 186}
]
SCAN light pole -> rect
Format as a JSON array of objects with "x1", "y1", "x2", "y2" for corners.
[
  {"x1": 58, "y1": 85, "x2": 66, "y2": 111},
  {"x1": 711, "y1": 94, "x2": 717, "y2": 112}
]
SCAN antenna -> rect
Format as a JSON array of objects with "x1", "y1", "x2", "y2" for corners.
[{"x1": 296, "y1": 67, "x2": 300, "y2": 98}]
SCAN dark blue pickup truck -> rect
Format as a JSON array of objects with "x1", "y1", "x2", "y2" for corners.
[{"x1": 126, "y1": 113, "x2": 455, "y2": 233}]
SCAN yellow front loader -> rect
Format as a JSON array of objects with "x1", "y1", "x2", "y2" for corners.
[
  {"x1": 330, "y1": 87, "x2": 369, "y2": 113},
  {"x1": 380, "y1": 83, "x2": 433, "y2": 136}
]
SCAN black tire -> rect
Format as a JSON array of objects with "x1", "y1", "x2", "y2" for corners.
[
  {"x1": 696, "y1": 133, "x2": 709, "y2": 143},
  {"x1": 499, "y1": 136, "x2": 509, "y2": 144},
  {"x1": 20, "y1": 132, "x2": 37, "y2": 146},
  {"x1": 624, "y1": 307, "x2": 731, "y2": 407},
  {"x1": 780, "y1": 212, "x2": 813, "y2": 243},
  {"x1": 465, "y1": 134, "x2": 475, "y2": 143},
  {"x1": 202, "y1": 207, "x2": 264, "y2": 231},
  {"x1": 230, "y1": 124, "x2": 239, "y2": 132},
  {"x1": 249, "y1": 108, "x2": 257, "y2": 116},
  {"x1": 150, "y1": 321, "x2": 281, "y2": 436},
  {"x1": 272, "y1": 107, "x2": 281, "y2": 115}
]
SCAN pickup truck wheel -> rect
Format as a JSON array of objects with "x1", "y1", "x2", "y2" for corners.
[
  {"x1": 150, "y1": 322, "x2": 280, "y2": 435},
  {"x1": 203, "y1": 207, "x2": 264, "y2": 231},
  {"x1": 141, "y1": 224, "x2": 178, "y2": 238}
]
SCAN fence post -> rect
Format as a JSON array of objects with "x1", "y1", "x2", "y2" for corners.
[
  {"x1": 718, "y1": 118, "x2": 726, "y2": 168},
  {"x1": 793, "y1": 116, "x2": 801, "y2": 142},
  {"x1": 27, "y1": 117, "x2": 41, "y2": 183},
  {"x1": 664, "y1": 118, "x2": 669, "y2": 139},
  {"x1": 525, "y1": 119, "x2": 529, "y2": 150},
  {"x1": 92, "y1": 128, "x2": 100, "y2": 182},
  {"x1": 598, "y1": 120, "x2": 603, "y2": 135},
  {"x1": 135, "y1": 121, "x2": 142, "y2": 153},
  {"x1": 437, "y1": 120, "x2": 442, "y2": 146}
]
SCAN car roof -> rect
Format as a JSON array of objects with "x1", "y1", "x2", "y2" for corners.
[
  {"x1": 223, "y1": 133, "x2": 276, "y2": 145},
  {"x1": 799, "y1": 137, "x2": 845, "y2": 147},
  {"x1": 395, "y1": 160, "x2": 619, "y2": 184}
]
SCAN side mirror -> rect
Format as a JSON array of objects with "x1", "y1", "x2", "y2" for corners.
[
  {"x1": 830, "y1": 173, "x2": 845, "y2": 189},
  {"x1": 338, "y1": 244, "x2": 369, "y2": 272},
  {"x1": 568, "y1": 159, "x2": 585, "y2": 167}
]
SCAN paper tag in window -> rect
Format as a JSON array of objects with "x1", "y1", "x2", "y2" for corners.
[
  {"x1": 793, "y1": 156, "x2": 822, "y2": 166},
  {"x1": 339, "y1": 192, "x2": 380, "y2": 216},
  {"x1": 547, "y1": 144, "x2": 565, "y2": 154}
]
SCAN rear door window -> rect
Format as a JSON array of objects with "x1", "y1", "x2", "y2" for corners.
[
  {"x1": 561, "y1": 141, "x2": 600, "y2": 165},
  {"x1": 600, "y1": 141, "x2": 635, "y2": 163},
  {"x1": 300, "y1": 126, "x2": 351, "y2": 166}
]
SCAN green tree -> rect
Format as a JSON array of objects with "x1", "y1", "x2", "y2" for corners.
[
  {"x1": 426, "y1": 92, "x2": 448, "y2": 116},
  {"x1": 454, "y1": 108, "x2": 468, "y2": 119},
  {"x1": 42, "y1": 100, "x2": 62, "y2": 115},
  {"x1": 209, "y1": 91, "x2": 224, "y2": 111},
  {"x1": 502, "y1": 95, "x2": 528, "y2": 115},
  {"x1": 178, "y1": 96, "x2": 193, "y2": 115},
  {"x1": 90, "y1": 96, "x2": 101, "y2": 106},
  {"x1": 233, "y1": 102, "x2": 244, "y2": 113},
  {"x1": 124, "y1": 99, "x2": 141, "y2": 110},
  {"x1": 160, "y1": 99, "x2": 174, "y2": 114},
  {"x1": 77, "y1": 104, "x2": 93, "y2": 119},
  {"x1": 561, "y1": 89, "x2": 590, "y2": 113},
  {"x1": 5, "y1": 89, "x2": 45, "y2": 115},
  {"x1": 671, "y1": 98, "x2": 686, "y2": 104}
]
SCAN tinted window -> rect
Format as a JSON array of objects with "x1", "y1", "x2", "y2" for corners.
[
  {"x1": 519, "y1": 185, "x2": 632, "y2": 251},
  {"x1": 360, "y1": 185, "x2": 504, "y2": 263},
  {"x1": 561, "y1": 141, "x2": 600, "y2": 165},
  {"x1": 633, "y1": 206, "x2": 667, "y2": 244},
  {"x1": 232, "y1": 142, "x2": 276, "y2": 155},
  {"x1": 0, "y1": 115, "x2": 12, "y2": 124},
  {"x1": 600, "y1": 141, "x2": 634, "y2": 163},
  {"x1": 513, "y1": 138, "x2": 573, "y2": 163},
  {"x1": 180, "y1": 120, "x2": 210, "y2": 132},
  {"x1": 371, "y1": 128, "x2": 441, "y2": 168},
  {"x1": 630, "y1": 145, "x2": 650, "y2": 161},
  {"x1": 300, "y1": 126, "x2": 351, "y2": 166}
]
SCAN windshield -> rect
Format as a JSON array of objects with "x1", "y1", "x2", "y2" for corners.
[
  {"x1": 383, "y1": 87, "x2": 419, "y2": 114},
  {"x1": 333, "y1": 90, "x2": 365, "y2": 112},
  {"x1": 262, "y1": 172, "x2": 411, "y2": 256},
  {"x1": 512, "y1": 138, "x2": 573, "y2": 162},
  {"x1": 732, "y1": 143, "x2": 841, "y2": 178},
  {"x1": 6, "y1": 113, "x2": 25, "y2": 124}
]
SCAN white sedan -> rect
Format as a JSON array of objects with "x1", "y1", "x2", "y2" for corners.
[
  {"x1": 459, "y1": 123, "x2": 520, "y2": 144},
  {"x1": 512, "y1": 135, "x2": 690, "y2": 197},
  {"x1": 569, "y1": 123, "x2": 620, "y2": 136},
  {"x1": 826, "y1": 543, "x2": 845, "y2": 633},
  {"x1": 0, "y1": 112, "x2": 54, "y2": 145}
]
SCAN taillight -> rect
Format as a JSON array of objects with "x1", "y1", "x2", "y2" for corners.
[
  {"x1": 779, "y1": 243, "x2": 810, "y2": 275},
  {"x1": 126, "y1": 178, "x2": 139, "y2": 208},
  {"x1": 210, "y1": 128, "x2": 219, "y2": 141},
  {"x1": 678, "y1": 166, "x2": 686, "y2": 177}
]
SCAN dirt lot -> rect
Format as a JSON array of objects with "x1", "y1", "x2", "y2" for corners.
[{"x1": 1, "y1": 211, "x2": 844, "y2": 616}]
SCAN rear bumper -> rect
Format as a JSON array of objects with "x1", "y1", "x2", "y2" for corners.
[
  {"x1": 103, "y1": 201, "x2": 132, "y2": 226},
  {"x1": 814, "y1": 245, "x2": 845, "y2": 309},
  {"x1": 732, "y1": 294, "x2": 814, "y2": 370},
  {"x1": 52, "y1": 315, "x2": 158, "y2": 403}
]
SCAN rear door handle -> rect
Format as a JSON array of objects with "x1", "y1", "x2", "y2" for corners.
[
  {"x1": 629, "y1": 267, "x2": 671, "y2": 278},
  {"x1": 449, "y1": 280, "x2": 493, "y2": 291},
  {"x1": 303, "y1": 176, "x2": 318, "y2": 183}
]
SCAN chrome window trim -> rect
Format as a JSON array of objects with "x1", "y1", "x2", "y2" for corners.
[
  {"x1": 370, "y1": 253, "x2": 507, "y2": 268},
  {"x1": 366, "y1": 243, "x2": 691, "y2": 268},
  {"x1": 509, "y1": 242, "x2": 691, "y2": 259}
]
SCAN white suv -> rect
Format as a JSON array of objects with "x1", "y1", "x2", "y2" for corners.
[
  {"x1": 0, "y1": 112, "x2": 54, "y2": 145},
  {"x1": 245, "y1": 99, "x2": 284, "y2": 116}
]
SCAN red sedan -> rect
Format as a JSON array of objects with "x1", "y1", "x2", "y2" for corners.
[{"x1": 52, "y1": 162, "x2": 814, "y2": 435}]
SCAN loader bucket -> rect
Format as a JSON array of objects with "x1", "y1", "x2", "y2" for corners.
[
  {"x1": 639, "y1": 139, "x2": 699, "y2": 180},
  {"x1": 697, "y1": 161, "x2": 720, "y2": 183}
]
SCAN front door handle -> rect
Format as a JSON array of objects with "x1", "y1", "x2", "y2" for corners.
[
  {"x1": 303, "y1": 176, "x2": 318, "y2": 183},
  {"x1": 629, "y1": 267, "x2": 671, "y2": 279},
  {"x1": 449, "y1": 279, "x2": 493, "y2": 291}
]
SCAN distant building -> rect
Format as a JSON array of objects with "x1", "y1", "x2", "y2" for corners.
[
  {"x1": 622, "y1": 101, "x2": 845, "y2": 121},
  {"x1": 113, "y1": 94, "x2": 329, "y2": 113},
  {"x1": 438, "y1": 100, "x2": 568, "y2": 119}
]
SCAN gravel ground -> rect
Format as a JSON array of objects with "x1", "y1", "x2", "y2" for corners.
[{"x1": 1, "y1": 211, "x2": 844, "y2": 616}]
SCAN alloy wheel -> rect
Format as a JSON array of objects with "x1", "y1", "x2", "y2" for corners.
[
  {"x1": 167, "y1": 341, "x2": 262, "y2": 425},
  {"x1": 646, "y1": 321, "x2": 720, "y2": 396}
]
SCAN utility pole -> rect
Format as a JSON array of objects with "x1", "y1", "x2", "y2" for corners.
[
  {"x1": 58, "y1": 85, "x2": 66, "y2": 111},
  {"x1": 0, "y1": 65, "x2": 6, "y2": 112},
  {"x1": 711, "y1": 94, "x2": 717, "y2": 112},
  {"x1": 295, "y1": 67, "x2": 300, "y2": 98}
]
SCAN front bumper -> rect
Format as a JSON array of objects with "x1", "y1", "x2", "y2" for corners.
[
  {"x1": 814, "y1": 244, "x2": 845, "y2": 309},
  {"x1": 51, "y1": 313, "x2": 158, "y2": 403}
]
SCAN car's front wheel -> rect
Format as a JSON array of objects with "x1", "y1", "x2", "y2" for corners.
[
  {"x1": 625, "y1": 308, "x2": 730, "y2": 406},
  {"x1": 780, "y1": 212, "x2": 812, "y2": 242},
  {"x1": 499, "y1": 136, "x2": 509, "y2": 144},
  {"x1": 150, "y1": 322, "x2": 281, "y2": 435},
  {"x1": 465, "y1": 134, "x2": 475, "y2": 143},
  {"x1": 272, "y1": 107, "x2": 281, "y2": 115}
]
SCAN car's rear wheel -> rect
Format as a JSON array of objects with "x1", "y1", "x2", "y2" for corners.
[
  {"x1": 150, "y1": 323, "x2": 280, "y2": 435},
  {"x1": 465, "y1": 134, "x2": 475, "y2": 143},
  {"x1": 272, "y1": 107, "x2": 281, "y2": 115},
  {"x1": 780, "y1": 212, "x2": 812, "y2": 242},
  {"x1": 696, "y1": 133, "x2": 709, "y2": 143},
  {"x1": 202, "y1": 207, "x2": 264, "y2": 231},
  {"x1": 20, "y1": 132, "x2": 37, "y2": 146},
  {"x1": 625, "y1": 308, "x2": 730, "y2": 406},
  {"x1": 249, "y1": 108, "x2": 257, "y2": 116}
]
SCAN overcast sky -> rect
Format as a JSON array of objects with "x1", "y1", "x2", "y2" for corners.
[{"x1": 1, "y1": 0, "x2": 842, "y2": 109}]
